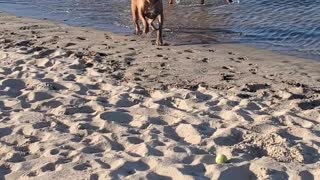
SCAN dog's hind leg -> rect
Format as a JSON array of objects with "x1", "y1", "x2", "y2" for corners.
[
  {"x1": 131, "y1": 3, "x2": 140, "y2": 34},
  {"x1": 156, "y1": 14, "x2": 163, "y2": 46},
  {"x1": 148, "y1": 19, "x2": 157, "y2": 31}
]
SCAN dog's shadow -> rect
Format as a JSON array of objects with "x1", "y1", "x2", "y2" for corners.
[
  {"x1": 162, "y1": 27, "x2": 240, "y2": 46},
  {"x1": 132, "y1": 27, "x2": 239, "y2": 46}
]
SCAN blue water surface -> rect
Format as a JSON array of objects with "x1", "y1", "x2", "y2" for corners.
[{"x1": 0, "y1": 0, "x2": 319, "y2": 60}]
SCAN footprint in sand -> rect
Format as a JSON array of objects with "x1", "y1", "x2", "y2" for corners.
[
  {"x1": 110, "y1": 160, "x2": 150, "y2": 177},
  {"x1": 99, "y1": 111, "x2": 133, "y2": 124},
  {"x1": 297, "y1": 100, "x2": 320, "y2": 110},
  {"x1": 27, "y1": 91, "x2": 54, "y2": 102},
  {"x1": 73, "y1": 163, "x2": 92, "y2": 171}
]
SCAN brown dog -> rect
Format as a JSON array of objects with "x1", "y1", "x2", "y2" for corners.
[{"x1": 131, "y1": 0, "x2": 164, "y2": 46}]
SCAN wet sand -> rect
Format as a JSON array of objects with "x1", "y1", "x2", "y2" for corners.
[{"x1": 0, "y1": 12, "x2": 319, "y2": 179}]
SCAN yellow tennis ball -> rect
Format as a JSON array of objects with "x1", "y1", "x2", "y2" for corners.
[{"x1": 215, "y1": 154, "x2": 228, "y2": 164}]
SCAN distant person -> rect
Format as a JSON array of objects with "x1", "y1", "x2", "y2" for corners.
[
  {"x1": 168, "y1": 0, "x2": 234, "y2": 5},
  {"x1": 168, "y1": 0, "x2": 204, "y2": 4}
]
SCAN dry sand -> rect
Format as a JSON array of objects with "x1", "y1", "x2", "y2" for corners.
[{"x1": 0, "y1": 12, "x2": 320, "y2": 180}]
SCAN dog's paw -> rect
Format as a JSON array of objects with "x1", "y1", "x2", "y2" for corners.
[
  {"x1": 156, "y1": 41, "x2": 163, "y2": 46},
  {"x1": 134, "y1": 30, "x2": 142, "y2": 35},
  {"x1": 143, "y1": 27, "x2": 150, "y2": 34}
]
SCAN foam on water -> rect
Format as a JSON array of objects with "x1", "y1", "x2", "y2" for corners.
[{"x1": 0, "y1": 0, "x2": 319, "y2": 60}]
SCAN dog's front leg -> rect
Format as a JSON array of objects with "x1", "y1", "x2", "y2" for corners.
[
  {"x1": 131, "y1": 3, "x2": 140, "y2": 34},
  {"x1": 168, "y1": 0, "x2": 173, "y2": 4},
  {"x1": 138, "y1": 10, "x2": 149, "y2": 34},
  {"x1": 156, "y1": 14, "x2": 163, "y2": 46}
]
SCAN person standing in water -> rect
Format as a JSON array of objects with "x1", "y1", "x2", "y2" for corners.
[{"x1": 168, "y1": 0, "x2": 235, "y2": 4}]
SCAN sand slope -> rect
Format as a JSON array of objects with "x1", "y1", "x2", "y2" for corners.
[{"x1": 0, "y1": 13, "x2": 320, "y2": 180}]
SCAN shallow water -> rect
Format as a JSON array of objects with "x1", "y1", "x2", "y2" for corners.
[{"x1": 0, "y1": 0, "x2": 319, "y2": 60}]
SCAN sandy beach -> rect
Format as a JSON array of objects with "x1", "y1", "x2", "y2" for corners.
[{"x1": 0, "y1": 12, "x2": 320, "y2": 179}]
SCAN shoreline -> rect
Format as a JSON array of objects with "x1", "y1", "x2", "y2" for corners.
[
  {"x1": 0, "y1": 8, "x2": 319, "y2": 61},
  {"x1": 1, "y1": 12, "x2": 319, "y2": 91},
  {"x1": 0, "y1": 12, "x2": 320, "y2": 179}
]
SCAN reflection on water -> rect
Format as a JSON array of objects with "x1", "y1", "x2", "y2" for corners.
[
  {"x1": 164, "y1": 4, "x2": 239, "y2": 45},
  {"x1": 0, "y1": 0, "x2": 319, "y2": 60}
]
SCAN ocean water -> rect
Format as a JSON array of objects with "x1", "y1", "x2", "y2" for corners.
[{"x1": 0, "y1": 0, "x2": 319, "y2": 60}]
